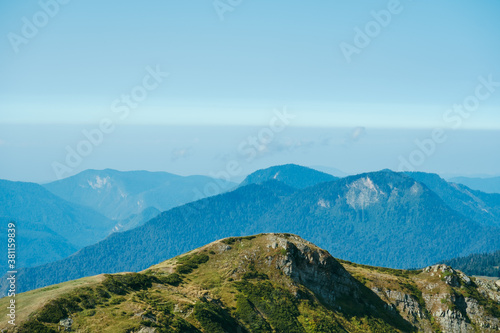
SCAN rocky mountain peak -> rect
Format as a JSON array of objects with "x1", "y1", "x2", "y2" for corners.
[
  {"x1": 423, "y1": 264, "x2": 472, "y2": 287},
  {"x1": 265, "y1": 234, "x2": 357, "y2": 304}
]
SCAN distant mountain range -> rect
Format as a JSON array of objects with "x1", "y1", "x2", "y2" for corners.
[
  {"x1": 43, "y1": 169, "x2": 236, "y2": 220},
  {"x1": 309, "y1": 165, "x2": 350, "y2": 177},
  {"x1": 406, "y1": 172, "x2": 500, "y2": 227},
  {"x1": 0, "y1": 170, "x2": 236, "y2": 270},
  {"x1": 0, "y1": 217, "x2": 77, "y2": 272},
  {"x1": 3, "y1": 234, "x2": 499, "y2": 332},
  {"x1": 239, "y1": 164, "x2": 337, "y2": 189},
  {"x1": 0, "y1": 179, "x2": 116, "y2": 248},
  {"x1": 111, "y1": 206, "x2": 161, "y2": 233},
  {"x1": 449, "y1": 176, "x2": 500, "y2": 194},
  {"x1": 9, "y1": 166, "x2": 500, "y2": 294}
]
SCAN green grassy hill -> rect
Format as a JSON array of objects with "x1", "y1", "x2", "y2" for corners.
[{"x1": 2, "y1": 234, "x2": 500, "y2": 332}]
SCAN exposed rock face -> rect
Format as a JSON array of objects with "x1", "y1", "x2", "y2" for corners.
[
  {"x1": 59, "y1": 317, "x2": 73, "y2": 331},
  {"x1": 462, "y1": 296, "x2": 500, "y2": 331},
  {"x1": 269, "y1": 236, "x2": 500, "y2": 333},
  {"x1": 338, "y1": 260, "x2": 500, "y2": 333},
  {"x1": 422, "y1": 292, "x2": 473, "y2": 333},
  {"x1": 372, "y1": 287, "x2": 426, "y2": 324},
  {"x1": 423, "y1": 264, "x2": 472, "y2": 287},
  {"x1": 137, "y1": 327, "x2": 157, "y2": 333},
  {"x1": 419, "y1": 265, "x2": 500, "y2": 333},
  {"x1": 272, "y1": 234, "x2": 357, "y2": 305},
  {"x1": 433, "y1": 307, "x2": 472, "y2": 332},
  {"x1": 272, "y1": 235, "x2": 359, "y2": 304},
  {"x1": 346, "y1": 177, "x2": 384, "y2": 209},
  {"x1": 478, "y1": 278, "x2": 500, "y2": 303}
]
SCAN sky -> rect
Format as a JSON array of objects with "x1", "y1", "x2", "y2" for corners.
[{"x1": 1, "y1": 0, "x2": 499, "y2": 182}]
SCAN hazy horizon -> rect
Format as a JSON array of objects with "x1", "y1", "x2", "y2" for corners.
[
  {"x1": 2, "y1": 124, "x2": 500, "y2": 183},
  {"x1": 1, "y1": 1, "x2": 499, "y2": 182}
]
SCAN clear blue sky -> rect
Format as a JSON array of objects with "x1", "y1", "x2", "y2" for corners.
[{"x1": 1, "y1": 0, "x2": 499, "y2": 181}]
